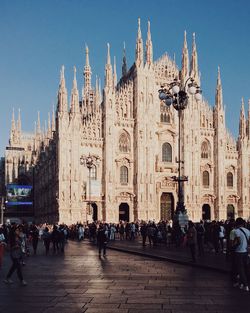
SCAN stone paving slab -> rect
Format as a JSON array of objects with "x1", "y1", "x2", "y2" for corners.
[
  {"x1": 107, "y1": 239, "x2": 231, "y2": 273},
  {"x1": 0, "y1": 240, "x2": 249, "y2": 313}
]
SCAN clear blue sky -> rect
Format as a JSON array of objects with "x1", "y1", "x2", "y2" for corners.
[{"x1": 0, "y1": 0, "x2": 250, "y2": 156}]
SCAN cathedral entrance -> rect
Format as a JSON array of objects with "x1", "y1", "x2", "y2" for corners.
[
  {"x1": 202, "y1": 204, "x2": 211, "y2": 220},
  {"x1": 92, "y1": 203, "x2": 98, "y2": 222},
  {"x1": 119, "y1": 203, "x2": 129, "y2": 222},
  {"x1": 227, "y1": 204, "x2": 235, "y2": 219},
  {"x1": 160, "y1": 193, "x2": 174, "y2": 221}
]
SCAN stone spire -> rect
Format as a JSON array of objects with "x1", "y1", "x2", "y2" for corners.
[
  {"x1": 215, "y1": 66, "x2": 223, "y2": 110},
  {"x1": 99, "y1": 78, "x2": 102, "y2": 100},
  {"x1": 145, "y1": 20, "x2": 153, "y2": 66},
  {"x1": 122, "y1": 42, "x2": 127, "y2": 77},
  {"x1": 47, "y1": 112, "x2": 52, "y2": 137},
  {"x1": 52, "y1": 105, "x2": 55, "y2": 131},
  {"x1": 135, "y1": 18, "x2": 143, "y2": 67},
  {"x1": 181, "y1": 30, "x2": 189, "y2": 84},
  {"x1": 247, "y1": 99, "x2": 250, "y2": 139},
  {"x1": 113, "y1": 56, "x2": 117, "y2": 88},
  {"x1": 37, "y1": 111, "x2": 41, "y2": 134},
  {"x1": 83, "y1": 45, "x2": 92, "y2": 94},
  {"x1": 10, "y1": 108, "x2": 16, "y2": 144},
  {"x1": 239, "y1": 97, "x2": 246, "y2": 139},
  {"x1": 17, "y1": 108, "x2": 21, "y2": 133},
  {"x1": 105, "y1": 43, "x2": 113, "y2": 89},
  {"x1": 95, "y1": 75, "x2": 100, "y2": 105},
  {"x1": 190, "y1": 33, "x2": 199, "y2": 84},
  {"x1": 70, "y1": 66, "x2": 80, "y2": 114},
  {"x1": 57, "y1": 65, "x2": 68, "y2": 112},
  {"x1": 11, "y1": 108, "x2": 16, "y2": 133}
]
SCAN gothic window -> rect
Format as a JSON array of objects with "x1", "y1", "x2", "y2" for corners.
[
  {"x1": 120, "y1": 166, "x2": 128, "y2": 185},
  {"x1": 203, "y1": 171, "x2": 209, "y2": 187},
  {"x1": 227, "y1": 172, "x2": 233, "y2": 188},
  {"x1": 90, "y1": 165, "x2": 97, "y2": 180},
  {"x1": 162, "y1": 143, "x2": 172, "y2": 162},
  {"x1": 119, "y1": 132, "x2": 130, "y2": 153},
  {"x1": 201, "y1": 141, "x2": 211, "y2": 159},
  {"x1": 160, "y1": 113, "x2": 170, "y2": 123}
]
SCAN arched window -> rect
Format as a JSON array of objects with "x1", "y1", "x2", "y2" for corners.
[
  {"x1": 227, "y1": 172, "x2": 233, "y2": 187},
  {"x1": 120, "y1": 166, "x2": 128, "y2": 185},
  {"x1": 119, "y1": 132, "x2": 130, "y2": 153},
  {"x1": 90, "y1": 165, "x2": 97, "y2": 180},
  {"x1": 201, "y1": 141, "x2": 211, "y2": 159},
  {"x1": 162, "y1": 143, "x2": 172, "y2": 162},
  {"x1": 203, "y1": 171, "x2": 209, "y2": 187}
]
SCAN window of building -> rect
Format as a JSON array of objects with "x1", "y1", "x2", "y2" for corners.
[
  {"x1": 227, "y1": 172, "x2": 233, "y2": 188},
  {"x1": 120, "y1": 166, "x2": 128, "y2": 185},
  {"x1": 203, "y1": 171, "x2": 209, "y2": 187},
  {"x1": 162, "y1": 143, "x2": 172, "y2": 162},
  {"x1": 161, "y1": 113, "x2": 170, "y2": 123},
  {"x1": 119, "y1": 132, "x2": 130, "y2": 153},
  {"x1": 90, "y1": 165, "x2": 97, "y2": 180},
  {"x1": 201, "y1": 141, "x2": 211, "y2": 159}
]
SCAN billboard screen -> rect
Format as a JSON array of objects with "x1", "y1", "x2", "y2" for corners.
[{"x1": 6, "y1": 184, "x2": 33, "y2": 206}]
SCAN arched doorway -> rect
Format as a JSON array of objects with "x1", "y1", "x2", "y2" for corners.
[
  {"x1": 202, "y1": 204, "x2": 211, "y2": 220},
  {"x1": 119, "y1": 203, "x2": 129, "y2": 222},
  {"x1": 227, "y1": 204, "x2": 235, "y2": 219},
  {"x1": 91, "y1": 203, "x2": 98, "y2": 221},
  {"x1": 160, "y1": 193, "x2": 174, "y2": 220}
]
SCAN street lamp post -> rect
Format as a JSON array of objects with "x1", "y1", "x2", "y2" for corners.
[
  {"x1": 159, "y1": 77, "x2": 202, "y2": 225},
  {"x1": 80, "y1": 154, "x2": 100, "y2": 221}
]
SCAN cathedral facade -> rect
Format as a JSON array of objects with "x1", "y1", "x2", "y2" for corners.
[{"x1": 3, "y1": 20, "x2": 250, "y2": 224}]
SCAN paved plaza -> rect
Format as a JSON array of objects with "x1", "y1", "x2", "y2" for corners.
[{"x1": 0, "y1": 240, "x2": 249, "y2": 313}]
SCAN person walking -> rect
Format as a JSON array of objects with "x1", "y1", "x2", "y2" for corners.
[
  {"x1": 140, "y1": 222, "x2": 147, "y2": 246},
  {"x1": 97, "y1": 224, "x2": 108, "y2": 257},
  {"x1": 231, "y1": 217, "x2": 250, "y2": 291},
  {"x1": 0, "y1": 227, "x2": 7, "y2": 269},
  {"x1": 78, "y1": 224, "x2": 85, "y2": 241},
  {"x1": 29, "y1": 224, "x2": 39, "y2": 255},
  {"x1": 197, "y1": 221, "x2": 205, "y2": 256},
  {"x1": 42, "y1": 227, "x2": 51, "y2": 255},
  {"x1": 186, "y1": 221, "x2": 197, "y2": 262},
  {"x1": 3, "y1": 226, "x2": 27, "y2": 286}
]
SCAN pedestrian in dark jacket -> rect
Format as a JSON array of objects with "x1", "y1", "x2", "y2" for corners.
[
  {"x1": 30, "y1": 224, "x2": 39, "y2": 255},
  {"x1": 97, "y1": 224, "x2": 108, "y2": 257},
  {"x1": 187, "y1": 221, "x2": 197, "y2": 262},
  {"x1": 4, "y1": 226, "x2": 27, "y2": 286},
  {"x1": 42, "y1": 227, "x2": 51, "y2": 255}
]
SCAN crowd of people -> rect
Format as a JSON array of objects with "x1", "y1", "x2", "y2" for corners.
[{"x1": 0, "y1": 217, "x2": 249, "y2": 291}]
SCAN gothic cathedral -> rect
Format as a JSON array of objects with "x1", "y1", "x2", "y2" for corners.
[{"x1": 4, "y1": 20, "x2": 250, "y2": 224}]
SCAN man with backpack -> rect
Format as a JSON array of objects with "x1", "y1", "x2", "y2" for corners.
[{"x1": 231, "y1": 217, "x2": 250, "y2": 291}]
